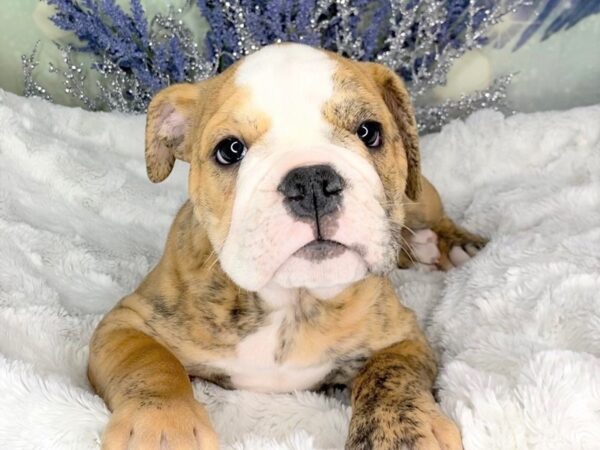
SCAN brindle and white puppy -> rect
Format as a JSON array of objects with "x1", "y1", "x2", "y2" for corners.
[{"x1": 89, "y1": 43, "x2": 486, "y2": 450}]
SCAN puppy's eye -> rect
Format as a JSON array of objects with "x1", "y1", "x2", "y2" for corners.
[
  {"x1": 214, "y1": 137, "x2": 247, "y2": 165},
  {"x1": 357, "y1": 121, "x2": 382, "y2": 148}
]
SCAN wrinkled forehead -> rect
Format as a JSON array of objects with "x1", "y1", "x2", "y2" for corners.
[{"x1": 233, "y1": 44, "x2": 338, "y2": 144}]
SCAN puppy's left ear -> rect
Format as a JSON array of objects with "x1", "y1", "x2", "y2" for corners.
[
  {"x1": 145, "y1": 83, "x2": 198, "y2": 183},
  {"x1": 360, "y1": 62, "x2": 422, "y2": 201}
]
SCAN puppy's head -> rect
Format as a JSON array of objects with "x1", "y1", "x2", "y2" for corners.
[{"x1": 145, "y1": 43, "x2": 421, "y2": 293}]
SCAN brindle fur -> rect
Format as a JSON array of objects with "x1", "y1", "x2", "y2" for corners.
[{"x1": 89, "y1": 46, "x2": 481, "y2": 450}]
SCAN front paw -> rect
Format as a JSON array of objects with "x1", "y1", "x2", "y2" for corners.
[
  {"x1": 346, "y1": 392, "x2": 462, "y2": 450},
  {"x1": 399, "y1": 225, "x2": 487, "y2": 271},
  {"x1": 101, "y1": 398, "x2": 218, "y2": 450},
  {"x1": 398, "y1": 229, "x2": 441, "y2": 271}
]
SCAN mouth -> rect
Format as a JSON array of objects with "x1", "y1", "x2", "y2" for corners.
[{"x1": 293, "y1": 239, "x2": 347, "y2": 262}]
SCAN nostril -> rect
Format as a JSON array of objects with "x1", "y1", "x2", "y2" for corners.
[
  {"x1": 322, "y1": 179, "x2": 343, "y2": 196},
  {"x1": 278, "y1": 179, "x2": 305, "y2": 201},
  {"x1": 321, "y1": 178, "x2": 344, "y2": 197},
  {"x1": 287, "y1": 183, "x2": 305, "y2": 201}
]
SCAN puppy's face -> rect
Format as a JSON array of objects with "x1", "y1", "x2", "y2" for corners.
[{"x1": 145, "y1": 44, "x2": 421, "y2": 293}]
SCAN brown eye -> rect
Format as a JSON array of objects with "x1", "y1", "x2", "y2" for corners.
[
  {"x1": 214, "y1": 137, "x2": 247, "y2": 165},
  {"x1": 357, "y1": 121, "x2": 382, "y2": 148}
]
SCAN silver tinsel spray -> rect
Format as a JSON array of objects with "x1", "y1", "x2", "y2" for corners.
[{"x1": 23, "y1": 0, "x2": 527, "y2": 133}]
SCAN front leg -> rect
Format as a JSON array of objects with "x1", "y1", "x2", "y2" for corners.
[
  {"x1": 346, "y1": 338, "x2": 462, "y2": 450},
  {"x1": 88, "y1": 297, "x2": 218, "y2": 450}
]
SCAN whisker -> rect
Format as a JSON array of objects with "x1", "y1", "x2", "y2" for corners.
[
  {"x1": 398, "y1": 234, "x2": 417, "y2": 266},
  {"x1": 207, "y1": 253, "x2": 222, "y2": 271},
  {"x1": 378, "y1": 199, "x2": 421, "y2": 209},
  {"x1": 399, "y1": 223, "x2": 417, "y2": 238},
  {"x1": 201, "y1": 239, "x2": 225, "y2": 271}
]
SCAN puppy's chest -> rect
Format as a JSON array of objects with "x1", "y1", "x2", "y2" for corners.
[{"x1": 203, "y1": 308, "x2": 366, "y2": 393}]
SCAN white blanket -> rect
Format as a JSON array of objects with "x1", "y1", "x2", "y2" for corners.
[{"x1": 0, "y1": 89, "x2": 599, "y2": 450}]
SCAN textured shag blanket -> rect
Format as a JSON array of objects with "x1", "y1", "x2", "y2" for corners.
[{"x1": 0, "y1": 89, "x2": 599, "y2": 450}]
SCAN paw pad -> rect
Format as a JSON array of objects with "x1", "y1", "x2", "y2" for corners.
[{"x1": 408, "y1": 229, "x2": 441, "y2": 265}]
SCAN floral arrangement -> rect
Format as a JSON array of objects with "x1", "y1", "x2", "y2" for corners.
[{"x1": 23, "y1": 0, "x2": 599, "y2": 132}]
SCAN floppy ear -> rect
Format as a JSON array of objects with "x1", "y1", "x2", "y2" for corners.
[
  {"x1": 145, "y1": 83, "x2": 198, "y2": 183},
  {"x1": 360, "y1": 62, "x2": 422, "y2": 201}
]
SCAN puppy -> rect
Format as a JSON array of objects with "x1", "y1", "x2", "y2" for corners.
[{"x1": 89, "y1": 43, "x2": 486, "y2": 450}]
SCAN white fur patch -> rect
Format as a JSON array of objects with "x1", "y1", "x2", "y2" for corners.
[
  {"x1": 235, "y1": 43, "x2": 336, "y2": 147},
  {"x1": 218, "y1": 144, "x2": 391, "y2": 291},
  {"x1": 212, "y1": 309, "x2": 334, "y2": 393}
]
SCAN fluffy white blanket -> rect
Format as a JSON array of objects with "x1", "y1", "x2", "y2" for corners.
[{"x1": 0, "y1": 89, "x2": 599, "y2": 450}]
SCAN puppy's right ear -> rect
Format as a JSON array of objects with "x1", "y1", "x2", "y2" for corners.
[{"x1": 145, "y1": 83, "x2": 198, "y2": 183}]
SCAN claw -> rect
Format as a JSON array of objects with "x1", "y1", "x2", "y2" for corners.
[
  {"x1": 463, "y1": 243, "x2": 480, "y2": 257},
  {"x1": 449, "y1": 246, "x2": 470, "y2": 266}
]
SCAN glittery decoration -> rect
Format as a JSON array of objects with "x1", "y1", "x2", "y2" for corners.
[
  {"x1": 23, "y1": 3, "x2": 219, "y2": 113},
  {"x1": 197, "y1": 0, "x2": 528, "y2": 132},
  {"x1": 414, "y1": 74, "x2": 514, "y2": 133},
  {"x1": 23, "y1": 0, "x2": 529, "y2": 132},
  {"x1": 22, "y1": 42, "x2": 53, "y2": 103},
  {"x1": 373, "y1": 0, "x2": 527, "y2": 132}
]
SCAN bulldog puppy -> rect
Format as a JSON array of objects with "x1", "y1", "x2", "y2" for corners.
[{"x1": 89, "y1": 43, "x2": 486, "y2": 450}]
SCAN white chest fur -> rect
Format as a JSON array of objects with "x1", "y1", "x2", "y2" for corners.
[{"x1": 211, "y1": 309, "x2": 334, "y2": 393}]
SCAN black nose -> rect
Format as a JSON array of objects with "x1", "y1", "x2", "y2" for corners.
[{"x1": 278, "y1": 164, "x2": 345, "y2": 219}]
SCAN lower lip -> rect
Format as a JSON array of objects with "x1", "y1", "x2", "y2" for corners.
[{"x1": 293, "y1": 240, "x2": 346, "y2": 261}]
